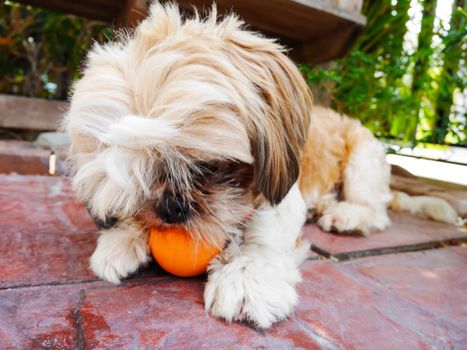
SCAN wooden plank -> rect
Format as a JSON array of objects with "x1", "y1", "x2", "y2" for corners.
[
  {"x1": 117, "y1": 0, "x2": 149, "y2": 27},
  {"x1": 15, "y1": 0, "x2": 123, "y2": 22},
  {"x1": 168, "y1": 0, "x2": 365, "y2": 63},
  {"x1": 293, "y1": 22, "x2": 362, "y2": 63},
  {"x1": 291, "y1": 0, "x2": 365, "y2": 25},
  {"x1": 16, "y1": 0, "x2": 365, "y2": 63},
  {"x1": 0, "y1": 94, "x2": 67, "y2": 131},
  {"x1": 172, "y1": 0, "x2": 365, "y2": 41}
]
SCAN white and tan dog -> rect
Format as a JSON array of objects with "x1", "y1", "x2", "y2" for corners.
[{"x1": 63, "y1": 2, "x2": 458, "y2": 328}]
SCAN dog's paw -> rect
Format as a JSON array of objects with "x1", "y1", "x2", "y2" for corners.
[
  {"x1": 90, "y1": 229, "x2": 149, "y2": 284},
  {"x1": 204, "y1": 253, "x2": 301, "y2": 329},
  {"x1": 318, "y1": 202, "x2": 389, "y2": 235},
  {"x1": 318, "y1": 204, "x2": 365, "y2": 234}
]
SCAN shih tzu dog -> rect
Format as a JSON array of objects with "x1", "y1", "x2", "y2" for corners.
[{"x1": 63, "y1": 2, "x2": 458, "y2": 328}]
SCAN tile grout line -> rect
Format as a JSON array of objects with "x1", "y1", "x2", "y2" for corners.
[
  {"x1": 71, "y1": 289, "x2": 86, "y2": 350},
  {"x1": 0, "y1": 274, "x2": 185, "y2": 292},
  {"x1": 310, "y1": 236, "x2": 467, "y2": 262},
  {"x1": 2, "y1": 239, "x2": 465, "y2": 290},
  {"x1": 0, "y1": 278, "x2": 101, "y2": 291},
  {"x1": 310, "y1": 244, "x2": 332, "y2": 259}
]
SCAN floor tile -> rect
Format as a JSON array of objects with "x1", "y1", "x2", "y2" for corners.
[
  {"x1": 303, "y1": 211, "x2": 467, "y2": 258},
  {"x1": 296, "y1": 247, "x2": 467, "y2": 349},
  {"x1": 0, "y1": 285, "x2": 82, "y2": 350},
  {"x1": 2, "y1": 174, "x2": 465, "y2": 349},
  {"x1": 0, "y1": 175, "x2": 97, "y2": 287}
]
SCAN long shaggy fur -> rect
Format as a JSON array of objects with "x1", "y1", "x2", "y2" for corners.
[
  {"x1": 63, "y1": 2, "x2": 459, "y2": 329},
  {"x1": 65, "y1": 3, "x2": 311, "y2": 225},
  {"x1": 299, "y1": 106, "x2": 458, "y2": 233}
]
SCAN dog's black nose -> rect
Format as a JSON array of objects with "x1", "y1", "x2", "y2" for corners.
[
  {"x1": 94, "y1": 216, "x2": 119, "y2": 230},
  {"x1": 156, "y1": 195, "x2": 191, "y2": 224}
]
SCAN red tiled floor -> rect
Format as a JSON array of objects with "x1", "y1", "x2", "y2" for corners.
[
  {"x1": 0, "y1": 175, "x2": 98, "y2": 287},
  {"x1": 1, "y1": 174, "x2": 466, "y2": 349},
  {"x1": 79, "y1": 263, "x2": 436, "y2": 349},
  {"x1": 306, "y1": 249, "x2": 320, "y2": 260},
  {"x1": 303, "y1": 211, "x2": 467, "y2": 259},
  {"x1": 296, "y1": 247, "x2": 467, "y2": 349},
  {"x1": 343, "y1": 246, "x2": 467, "y2": 322},
  {"x1": 3, "y1": 247, "x2": 459, "y2": 350},
  {"x1": 79, "y1": 278, "x2": 326, "y2": 349},
  {"x1": 0, "y1": 174, "x2": 317, "y2": 289},
  {"x1": 0, "y1": 285, "x2": 82, "y2": 350},
  {"x1": 297, "y1": 263, "x2": 431, "y2": 349}
]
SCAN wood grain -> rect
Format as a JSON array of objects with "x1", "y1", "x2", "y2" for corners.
[{"x1": 0, "y1": 94, "x2": 67, "y2": 131}]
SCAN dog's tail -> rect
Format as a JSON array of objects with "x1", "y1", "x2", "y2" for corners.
[{"x1": 390, "y1": 191, "x2": 461, "y2": 225}]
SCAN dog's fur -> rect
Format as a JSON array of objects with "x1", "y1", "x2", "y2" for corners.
[{"x1": 63, "y1": 3, "x2": 458, "y2": 328}]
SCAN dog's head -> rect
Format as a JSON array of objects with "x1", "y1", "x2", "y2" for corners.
[{"x1": 64, "y1": 3, "x2": 312, "y2": 245}]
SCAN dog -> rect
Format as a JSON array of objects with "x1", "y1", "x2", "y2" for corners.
[{"x1": 63, "y1": 2, "x2": 458, "y2": 329}]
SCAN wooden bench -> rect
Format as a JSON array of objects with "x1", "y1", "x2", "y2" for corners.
[
  {"x1": 16, "y1": 0, "x2": 365, "y2": 63},
  {"x1": 0, "y1": 94, "x2": 66, "y2": 131}
]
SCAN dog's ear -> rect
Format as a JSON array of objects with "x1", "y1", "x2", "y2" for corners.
[{"x1": 228, "y1": 36, "x2": 312, "y2": 205}]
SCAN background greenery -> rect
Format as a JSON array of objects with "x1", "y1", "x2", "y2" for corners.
[
  {"x1": 0, "y1": 1, "x2": 110, "y2": 99},
  {"x1": 0, "y1": 0, "x2": 465, "y2": 146},
  {"x1": 302, "y1": 0, "x2": 466, "y2": 146}
]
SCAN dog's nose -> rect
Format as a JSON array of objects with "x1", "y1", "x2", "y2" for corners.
[
  {"x1": 156, "y1": 195, "x2": 191, "y2": 224},
  {"x1": 94, "y1": 216, "x2": 119, "y2": 230}
]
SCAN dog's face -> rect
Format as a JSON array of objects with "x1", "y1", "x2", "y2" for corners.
[
  {"x1": 64, "y1": 3, "x2": 312, "y2": 245},
  {"x1": 137, "y1": 158, "x2": 254, "y2": 246}
]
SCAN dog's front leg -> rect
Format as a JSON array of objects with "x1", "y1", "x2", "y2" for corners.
[
  {"x1": 204, "y1": 184, "x2": 309, "y2": 328},
  {"x1": 90, "y1": 221, "x2": 150, "y2": 284}
]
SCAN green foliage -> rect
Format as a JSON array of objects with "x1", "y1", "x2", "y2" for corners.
[
  {"x1": 302, "y1": 0, "x2": 466, "y2": 146},
  {"x1": 431, "y1": 4, "x2": 466, "y2": 145},
  {"x1": 0, "y1": 1, "x2": 111, "y2": 98}
]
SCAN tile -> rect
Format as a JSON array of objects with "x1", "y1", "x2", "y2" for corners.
[
  {"x1": 0, "y1": 175, "x2": 97, "y2": 287},
  {"x1": 343, "y1": 246, "x2": 467, "y2": 325},
  {"x1": 2, "y1": 234, "x2": 465, "y2": 349},
  {"x1": 296, "y1": 261, "x2": 431, "y2": 349},
  {"x1": 2, "y1": 174, "x2": 464, "y2": 349},
  {"x1": 296, "y1": 247, "x2": 467, "y2": 349},
  {"x1": 0, "y1": 174, "x2": 318, "y2": 288},
  {"x1": 76, "y1": 248, "x2": 467, "y2": 349},
  {"x1": 303, "y1": 211, "x2": 467, "y2": 258},
  {"x1": 79, "y1": 278, "x2": 323, "y2": 350},
  {"x1": 0, "y1": 285, "x2": 82, "y2": 350}
]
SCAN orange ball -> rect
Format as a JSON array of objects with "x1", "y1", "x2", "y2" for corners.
[{"x1": 149, "y1": 227, "x2": 221, "y2": 277}]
